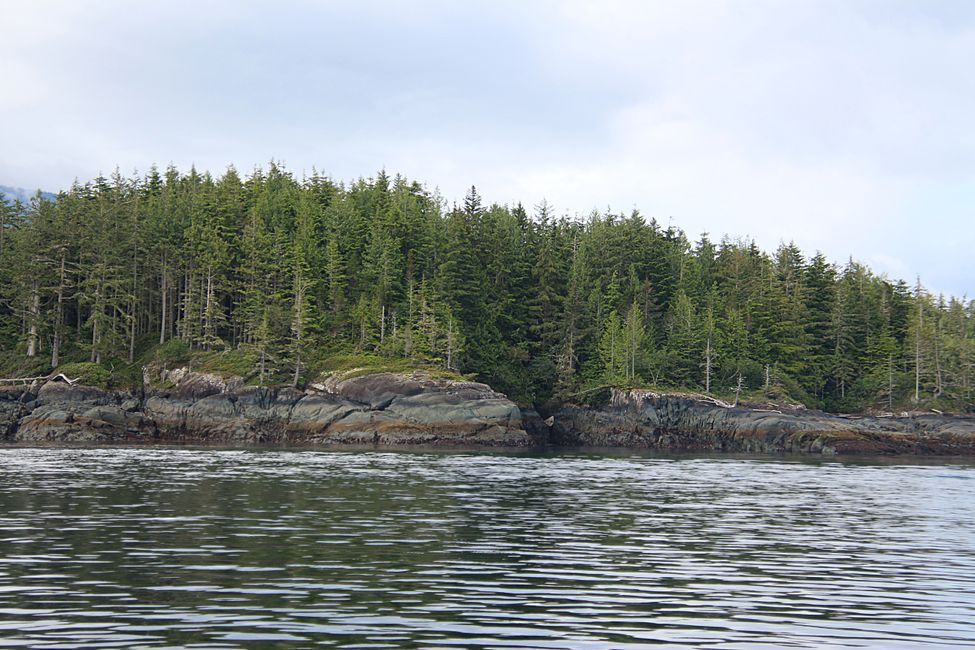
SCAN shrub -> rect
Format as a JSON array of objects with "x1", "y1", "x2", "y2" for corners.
[
  {"x1": 155, "y1": 338, "x2": 191, "y2": 364},
  {"x1": 55, "y1": 362, "x2": 111, "y2": 389}
]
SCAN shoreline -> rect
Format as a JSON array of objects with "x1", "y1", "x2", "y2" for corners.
[
  {"x1": 4, "y1": 442, "x2": 975, "y2": 464},
  {"x1": 3, "y1": 372, "x2": 975, "y2": 456}
]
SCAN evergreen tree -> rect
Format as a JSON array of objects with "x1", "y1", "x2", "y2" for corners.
[{"x1": 1, "y1": 161, "x2": 970, "y2": 414}]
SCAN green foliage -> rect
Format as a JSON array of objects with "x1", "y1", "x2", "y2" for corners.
[
  {"x1": 154, "y1": 338, "x2": 191, "y2": 364},
  {"x1": 195, "y1": 348, "x2": 261, "y2": 378},
  {"x1": 56, "y1": 362, "x2": 111, "y2": 388},
  {"x1": 318, "y1": 352, "x2": 463, "y2": 381},
  {"x1": 1, "y1": 163, "x2": 972, "y2": 413}
]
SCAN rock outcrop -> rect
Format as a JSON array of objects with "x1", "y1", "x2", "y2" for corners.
[
  {"x1": 2, "y1": 370, "x2": 532, "y2": 447},
  {"x1": 6, "y1": 376, "x2": 975, "y2": 455},
  {"x1": 551, "y1": 389, "x2": 975, "y2": 455}
]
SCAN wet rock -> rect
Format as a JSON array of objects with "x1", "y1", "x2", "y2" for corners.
[
  {"x1": 35, "y1": 382, "x2": 110, "y2": 405},
  {"x1": 7, "y1": 371, "x2": 532, "y2": 447},
  {"x1": 551, "y1": 389, "x2": 975, "y2": 455}
]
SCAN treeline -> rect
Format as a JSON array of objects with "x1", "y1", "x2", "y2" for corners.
[{"x1": 0, "y1": 164, "x2": 972, "y2": 411}]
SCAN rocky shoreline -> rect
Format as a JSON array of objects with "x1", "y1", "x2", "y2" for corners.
[
  {"x1": 0, "y1": 370, "x2": 535, "y2": 448},
  {"x1": 2, "y1": 373, "x2": 975, "y2": 455},
  {"x1": 551, "y1": 389, "x2": 975, "y2": 456}
]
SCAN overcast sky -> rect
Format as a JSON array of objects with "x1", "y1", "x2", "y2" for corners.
[{"x1": 2, "y1": 1, "x2": 973, "y2": 296}]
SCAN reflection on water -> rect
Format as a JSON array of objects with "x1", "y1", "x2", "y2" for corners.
[{"x1": 0, "y1": 448, "x2": 973, "y2": 648}]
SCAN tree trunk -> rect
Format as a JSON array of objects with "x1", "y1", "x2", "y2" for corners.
[
  {"x1": 51, "y1": 249, "x2": 66, "y2": 368},
  {"x1": 159, "y1": 255, "x2": 167, "y2": 345},
  {"x1": 446, "y1": 319, "x2": 454, "y2": 371},
  {"x1": 26, "y1": 287, "x2": 39, "y2": 358},
  {"x1": 887, "y1": 352, "x2": 894, "y2": 411},
  {"x1": 90, "y1": 295, "x2": 99, "y2": 363},
  {"x1": 204, "y1": 266, "x2": 214, "y2": 349},
  {"x1": 915, "y1": 301, "x2": 922, "y2": 404},
  {"x1": 934, "y1": 317, "x2": 943, "y2": 397},
  {"x1": 704, "y1": 334, "x2": 712, "y2": 394}
]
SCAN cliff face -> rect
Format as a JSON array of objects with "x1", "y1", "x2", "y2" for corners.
[
  {"x1": 550, "y1": 389, "x2": 975, "y2": 455},
  {"x1": 1, "y1": 371, "x2": 533, "y2": 447}
]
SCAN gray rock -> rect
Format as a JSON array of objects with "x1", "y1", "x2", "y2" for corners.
[
  {"x1": 6, "y1": 371, "x2": 532, "y2": 448},
  {"x1": 551, "y1": 389, "x2": 975, "y2": 455}
]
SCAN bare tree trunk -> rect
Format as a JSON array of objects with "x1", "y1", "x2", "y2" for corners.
[
  {"x1": 704, "y1": 334, "x2": 712, "y2": 394},
  {"x1": 446, "y1": 318, "x2": 454, "y2": 371},
  {"x1": 129, "y1": 266, "x2": 138, "y2": 364},
  {"x1": 611, "y1": 327, "x2": 616, "y2": 377},
  {"x1": 51, "y1": 249, "x2": 66, "y2": 368},
  {"x1": 935, "y1": 316, "x2": 943, "y2": 397},
  {"x1": 26, "y1": 287, "x2": 39, "y2": 358},
  {"x1": 204, "y1": 266, "x2": 214, "y2": 349},
  {"x1": 292, "y1": 273, "x2": 306, "y2": 388},
  {"x1": 129, "y1": 305, "x2": 137, "y2": 363},
  {"x1": 90, "y1": 290, "x2": 100, "y2": 364},
  {"x1": 887, "y1": 352, "x2": 894, "y2": 412},
  {"x1": 159, "y1": 255, "x2": 167, "y2": 345},
  {"x1": 915, "y1": 299, "x2": 922, "y2": 404},
  {"x1": 77, "y1": 281, "x2": 83, "y2": 335}
]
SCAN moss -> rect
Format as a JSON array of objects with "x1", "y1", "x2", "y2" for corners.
[
  {"x1": 55, "y1": 362, "x2": 112, "y2": 389},
  {"x1": 316, "y1": 352, "x2": 464, "y2": 382},
  {"x1": 0, "y1": 352, "x2": 52, "y2": 380},
  {"x1": 194, "y1": 348, "x2": 261, "y2": 378},
  {"x1": 154, "y1": 338, "x2": 191, "y2": 364}
]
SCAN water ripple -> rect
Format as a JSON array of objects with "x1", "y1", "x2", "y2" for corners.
[{"x1": 0, "y1": 448, "x2": 973, "y2": 648}]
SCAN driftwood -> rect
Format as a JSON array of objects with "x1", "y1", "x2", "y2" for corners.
[
  {"x1": 694, "y1": 395, "x2": 734, "y2": 409},
  {"x1": 0, "y1": 373, "x2": 79, "y2": 386}
]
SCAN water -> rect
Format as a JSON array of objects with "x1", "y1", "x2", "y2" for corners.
[{"x1": 0, "y1": 449, "x2": 973, "y2": 648}]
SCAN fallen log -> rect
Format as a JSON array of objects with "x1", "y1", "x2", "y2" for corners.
[{"x1": 0, "y1": 373, "x2": 79, "y2": 386}]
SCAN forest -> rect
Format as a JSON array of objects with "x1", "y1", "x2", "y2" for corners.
[{"x1": 0, "y1": 163, "x2": 972, "y2": 413}]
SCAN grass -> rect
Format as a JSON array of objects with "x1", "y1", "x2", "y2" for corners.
[
  {"x1": 137, "y1": 343, "x2": 467, "y2": 391},
  {"x1": 194, "y1": 348, "x2": 262, "y2": 378},
  {"x1": 54, "y1": 362, "x2": 111, "y2": 388}
]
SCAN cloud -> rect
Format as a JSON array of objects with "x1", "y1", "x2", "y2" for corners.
[{"x1": 1, "y1": 0, "x2": 973, "y2": 295}]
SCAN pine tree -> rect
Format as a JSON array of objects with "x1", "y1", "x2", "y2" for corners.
[
  {"x1": 598, "y1": 309, "x2": 626, "y2": 385},
  {"x1": 665, "y1": 288, "x2": 698, "y2": 386},
  {"x1": 623, "y1": 299, "x2": 646, "y2": 383}
]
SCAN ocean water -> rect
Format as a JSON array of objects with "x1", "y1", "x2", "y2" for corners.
[{"x1": 0, "y1": 448, "x2": 973, "y2": 648}]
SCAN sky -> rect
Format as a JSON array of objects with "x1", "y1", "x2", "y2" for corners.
[{"x1": 2, "y1": 0, "x2": 974, "y2": 297}]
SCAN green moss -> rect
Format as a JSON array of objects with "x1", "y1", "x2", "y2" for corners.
[
  {"x1": 195, "y1": 348, "x2": 261, "y2": 378},
  {"x1": 316, "y1": 352, "x2": 464, "y2": 382},
  {"x1": 0, "y1": 352, "x2": 52, "y2": 380},
  {"x1": 55, "y1": 362, "x2": 111, "y2": 389},
  {"x1": 154, "y1": 338, "x2": 191, "y2": 364}
]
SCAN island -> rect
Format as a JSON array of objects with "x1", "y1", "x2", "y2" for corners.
[{"x1": 1, "y1": 164, "x2": 973, "y2": 455}]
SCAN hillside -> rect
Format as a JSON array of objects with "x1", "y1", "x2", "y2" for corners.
[
  {"x1": 0, "y1": 185, "x2": 56, "y2": 204},
  {"x1": 0, "y1": 164, "x2": 971, "y2": 414}
]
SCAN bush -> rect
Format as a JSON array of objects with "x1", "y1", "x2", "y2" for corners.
[
  {"x1": 155, "y1": 338, "x2": 191, "y2": 364},
  {"x1": 196, "y1": 348, "x2": 261, "y2": 378},
  {"x1": 56, "y1": 362, "x2": 111, "y2": 388}
]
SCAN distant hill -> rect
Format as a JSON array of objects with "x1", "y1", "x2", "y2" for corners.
[{"x1": 0, "y1": 185, "x2": 57, "y2": 204}]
